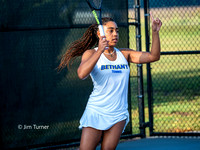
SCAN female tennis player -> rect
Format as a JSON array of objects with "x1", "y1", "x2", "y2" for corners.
[{"x1": 58, "y1": 12, "x2": 162, "y2": 150}]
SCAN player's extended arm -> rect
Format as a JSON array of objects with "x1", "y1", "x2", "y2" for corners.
[{"x1": 123, "y1": 11, "x2": 162, "y2": 64}]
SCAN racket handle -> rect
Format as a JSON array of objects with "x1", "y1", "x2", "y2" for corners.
[
  {"x1": 99, "y1": 25, "x2": 107, "y2": 49},
  {"x1": 98, "y1": 25, "x2": 105, "y2": 36}
]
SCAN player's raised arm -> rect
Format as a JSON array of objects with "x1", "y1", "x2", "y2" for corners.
[
  {"x1": 121, "y1": 11, "x2": 162, "y2": 64},
  {"x1": 149, "y1": 11, "x2": 162, "y2": 61}
]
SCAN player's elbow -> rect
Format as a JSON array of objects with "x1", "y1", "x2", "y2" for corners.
[
  {"x1": 77, "y1": 70, "x2": 84, "y2": 80},
  {"x1": 77, "y1": 69, "x2": 87, "y2": 80},
  {"x1": 154, "y1": 55, "x2": 160, "y2": 61},
  {"x1": 150, "y1": 55, "x2": 160, "y2": 62}
]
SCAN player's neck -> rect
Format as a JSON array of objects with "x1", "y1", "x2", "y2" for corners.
[{"x1": 105, "y1": 47, "x2": 115, "y2": 53}]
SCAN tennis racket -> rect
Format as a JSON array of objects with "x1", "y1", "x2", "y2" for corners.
[{"x1": 86, "y1": 0, "x2": 105, "y2": 36}]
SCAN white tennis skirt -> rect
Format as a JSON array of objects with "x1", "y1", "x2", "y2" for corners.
[{"x1": 79, "y1": 108, "x2": 129, "y2": 133}]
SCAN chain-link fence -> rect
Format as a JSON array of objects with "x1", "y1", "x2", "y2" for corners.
[
  {"x1": 151, "y1": 54, "x2": 200, "y2": 134},
  {"x1": 148, "y1": 0, "x2": 200, "y2": 135},
  {"x1": 128, "y1": 0, "x2": 200, "y2": 136}
]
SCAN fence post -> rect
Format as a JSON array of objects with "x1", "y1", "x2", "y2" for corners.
[
  {"x1": 144, "y1": 0, "x2": 154, "y2": 136},
  {"x1": 134, "y1": 0, "x2": 146, "y2": 138}
]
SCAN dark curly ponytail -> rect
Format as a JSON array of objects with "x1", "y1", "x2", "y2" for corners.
[{"x1": 57, "y1": 17, "x2": 114, "y2": 71}]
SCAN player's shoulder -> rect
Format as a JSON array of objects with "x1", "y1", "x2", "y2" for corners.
[
  {"x1": 118, "y1": 48, "x2": 137, "y2": 60},
  {"x1": 119, "y1": 48, "x2": 136, "y2": 52},
  {"x1": 118, "y1": 48, "x2": 136, "y2": 55},
  {"x1": 82, "y1": 49, "x2": 96, "y2": 58},
  {"x1": 87, "y1": 48, "x2": 96, "y2": 52}
]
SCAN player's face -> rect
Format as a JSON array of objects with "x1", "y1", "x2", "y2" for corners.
[{"x1": 103, "y1": 21, "x2": 119, "y2": 46}]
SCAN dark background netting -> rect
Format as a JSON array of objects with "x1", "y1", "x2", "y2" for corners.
[
  {"x1": 0, "y1": 0, "x2": 130, "y2": 149},
  {"x1": 0, "y1": 0, "x2": 128, "y2": 29}
]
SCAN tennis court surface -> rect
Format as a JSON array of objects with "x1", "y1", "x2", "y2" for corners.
[{"x1": 96, "y1": 137, "x2": 200, "y2": 150}]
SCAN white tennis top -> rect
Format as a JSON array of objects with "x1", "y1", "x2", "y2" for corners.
[{"x1": 79, "y1": 47, "x2": 130, "y2": 132}]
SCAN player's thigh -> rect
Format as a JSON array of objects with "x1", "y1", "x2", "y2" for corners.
[
  {"x1": 101, "y1": 120, "x2": 126, "y2": 150},
  {"x1": 80, "y1": 127, "x2": 102, "y2": 150}
]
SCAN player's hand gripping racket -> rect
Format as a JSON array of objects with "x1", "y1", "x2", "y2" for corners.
[{"x1": 86, "y1": 0, "x2": 105, "y2": 36}]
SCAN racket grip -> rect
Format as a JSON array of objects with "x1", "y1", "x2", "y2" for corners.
[{"x1": 98, "y1": 25, "x2": 105, "y2": 36}]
